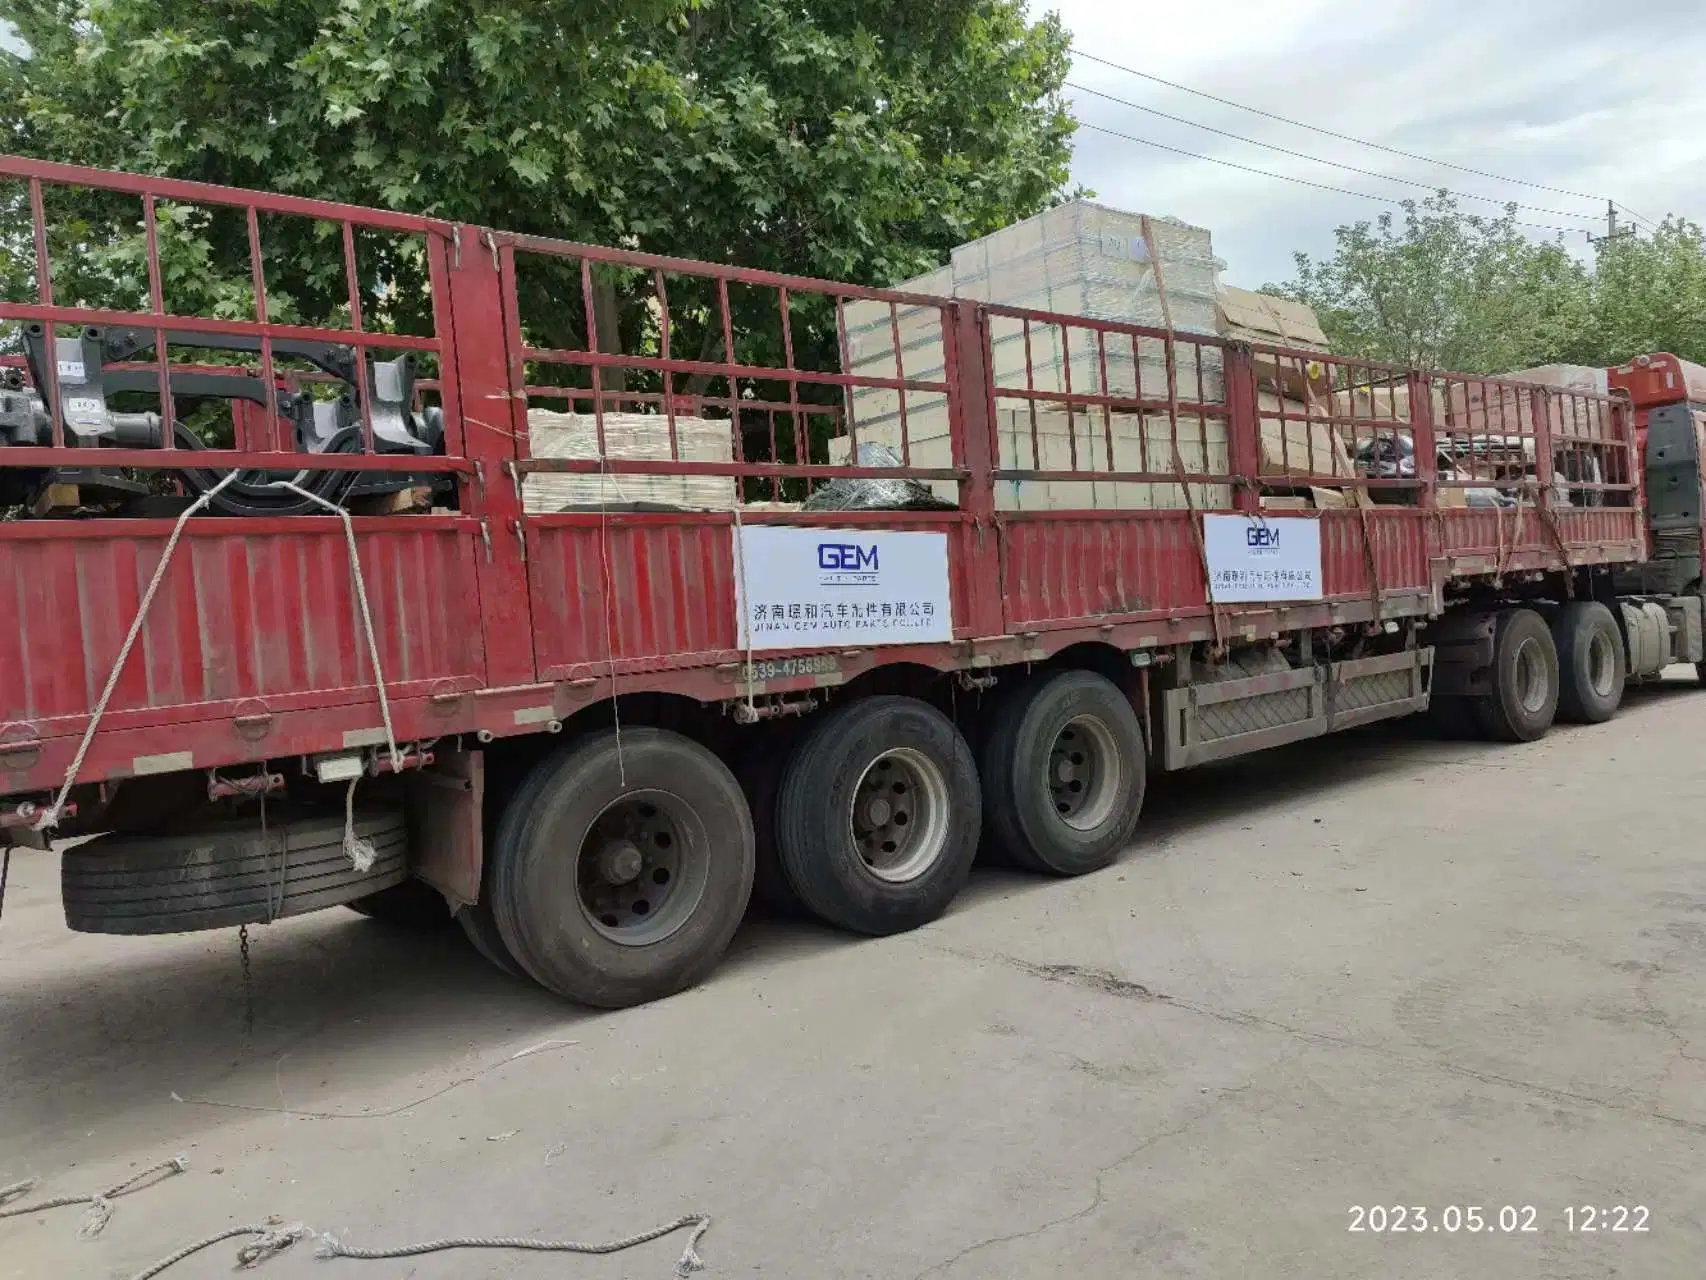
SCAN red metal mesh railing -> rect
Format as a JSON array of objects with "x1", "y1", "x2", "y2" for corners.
[
  {"x1": 1427, "y1": 372, "x2": 1635, "y2": 508},
  {"x1": 980, "y1": 305, "x2": 1235, "y2": 513},
  {"x1": 493, "y1": 232, "x2": 965, "y2": 512},
  {"x1": 0, "y1": 155, "x2": 466, "y2": 476},
  {"x1": 1243, "y1": 345, "x2": 1427, "y2": 502}
]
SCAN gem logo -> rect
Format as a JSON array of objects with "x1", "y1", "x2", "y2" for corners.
[
  {"x1": 1246, "y1": 525, "x2": 1281, "y2": 550},
  {"x1": 817, "y1": 543, "x2": 879, "y2": 572}
]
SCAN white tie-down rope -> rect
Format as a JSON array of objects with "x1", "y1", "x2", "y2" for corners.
[
  {"x1": 35, "y1": 473, "x2": 399, "y2": 878},
  {"x1": 0, "y1": 1154, "x2": 188, "y2": 1237},
  {"x1": 269, "y1": 481, "x2": 401, "y2": 870},
  {"x1": 4, "y1": 1152, "x2": 710, "y2": 1279},
  {"x1": 35, "y1": 473, "x2": 241, "y2": 833}
]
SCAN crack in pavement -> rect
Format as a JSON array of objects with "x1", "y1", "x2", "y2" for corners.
[
  {"x1": 909, "y1": 1080, "x2": 1257, "y2": 1280},
  {"x1": 936, "y1": 946, "x2": 1706, "y2": 1137}
]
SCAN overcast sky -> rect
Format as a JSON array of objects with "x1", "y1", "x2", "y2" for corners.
[
  {"x1": 1053, "y1": 0, "x2": 1706, "y2": 288},
  {"x1": 9, "y1": 5, "x2": 1705, "y2": 292}
]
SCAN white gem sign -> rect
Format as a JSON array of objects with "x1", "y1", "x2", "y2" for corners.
[
  {"x1": 1202, "y1": 514, "x2": 1323, "y2": 602},
  {"x1": 735, "y1": 526, "x2": 954, "y2": 651}
]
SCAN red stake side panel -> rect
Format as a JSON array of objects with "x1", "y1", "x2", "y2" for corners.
[
  {"x1": 0, "y1": 517, "x2": 485, "y2": 730},
  {"x1": 0, "y1": 156, "x2": 1648, "y2": 800}
]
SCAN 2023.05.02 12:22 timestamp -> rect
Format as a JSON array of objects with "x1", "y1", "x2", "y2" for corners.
[{"x1": 1348, "y1": 1205, "x2": 1650, "y2": 1233}]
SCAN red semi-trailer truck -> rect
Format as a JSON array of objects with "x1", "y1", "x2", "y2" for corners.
[{"x1": 1, "y1": 157, "x2": 1700, "y2": 1008}]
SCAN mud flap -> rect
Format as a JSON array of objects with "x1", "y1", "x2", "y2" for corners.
[{"x1": 403, "y1": 747, "x2": 484, "y2": 908}]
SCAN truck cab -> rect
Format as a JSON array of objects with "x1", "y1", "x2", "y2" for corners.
[{"x1": 1609, "y1": 353, "x2": 1706, "y2": 599}]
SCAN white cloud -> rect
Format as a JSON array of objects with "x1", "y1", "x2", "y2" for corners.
[{"x1": 1045, "y1": 0, "x2": 1706, "y2": 286}]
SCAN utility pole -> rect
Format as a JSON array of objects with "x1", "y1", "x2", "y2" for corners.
[{"x1": 1590, "y1": 198, "x2": 1635, "y2": 248}]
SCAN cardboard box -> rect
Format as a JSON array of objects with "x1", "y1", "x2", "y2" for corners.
[
  {"x1": 1217, "y1": 286, "x2": 1332, "y2": 402},
  {"x1": 1256, "y1": 391, "x2": 1357, "y2": 482}
]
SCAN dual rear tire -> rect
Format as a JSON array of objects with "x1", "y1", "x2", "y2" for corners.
[
  {"x1": 978, "y1": 670, "x2": 1146, "y2": 876},
  {"x1": 487, "y1": 728, "x2": 754, "y2": 1009},
  {"x1": 1447, "y1": 602, "x2": 1625, "y2": 743}
]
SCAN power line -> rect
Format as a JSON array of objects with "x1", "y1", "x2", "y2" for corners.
[
  {"x1": 1072, "y1": 48, "x2": 1615, "y2": 205},
  {"x1": 1615, "y1": 203, "x2": 1662, "y2": 231},
  {"x1": 1067, "y1": 80, "x2": 1602, "y2": 223},
  {"x1": 1075, "y1": 121, "x2": 1591, "y2": 238}
]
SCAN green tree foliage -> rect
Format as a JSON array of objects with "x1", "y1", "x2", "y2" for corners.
[
  {"x1": 1269, "y1": 194, "x2": 1706, "y2": 374},
  {"x1": 0, "y1": 0, "x2": 1075, "y2": 385},
  {"x1": 1573, "y1": 218, "x2": 1706, "y2": 368},
  {"x1": 1268, "y1": 194, "x2": 1592, "y2": 374}
]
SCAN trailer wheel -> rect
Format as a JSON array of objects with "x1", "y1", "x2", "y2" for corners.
[
  {"x1": 456, "y1": 897, "x2": 525, "y2": 979},
  {"x1": 979, "y1": 670, "x2": 1145, "y2": 876},
  {"x1": 1471, "y1": 608, "x2": 1559, "y2": 742},
  {"x1": 1553, "y1": 601, "x2": 1625, "y2": 723},
  {"x1": 489, "y1": 728, "x2": 753, "y2": 1009},
  {"x1": 776, "y1": 695, "x2": 979, "y2": 935}
]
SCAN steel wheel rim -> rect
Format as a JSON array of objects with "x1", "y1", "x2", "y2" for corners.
[
  {"x1": 575, "y1": 790, "x2": 708, "y2": 946},
  {"x1": 1587, "y1": 629, "x2": 1617, "y2": 697},
  {"x1": 1514, "y1": 637, "x2": 1549, "y2": 714},
  {"x1": 849, "y1": 747, "x2": 951, "y2": 884},
  {"x1": 1049, "y1": 714, "x2": 1122, "y2": 831}
]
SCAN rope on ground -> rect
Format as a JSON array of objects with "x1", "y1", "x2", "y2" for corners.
[
  {"x1": 314, "y1": 1212, "x2": 713, "y2": 1278},
  {"x1": 127, "y1": 1220, "x2": 311, "y2": 1280},
  {"x1": 33, "y1": 472, "x2": 241, "y2": 833},
  {"x1": 0, "y1": 1155, "x2": 188, "y2": 1237}
]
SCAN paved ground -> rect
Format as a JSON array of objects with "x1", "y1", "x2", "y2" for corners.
[{"x1": 3, "y1": 677, "x2": 1705, "y2": 1280}]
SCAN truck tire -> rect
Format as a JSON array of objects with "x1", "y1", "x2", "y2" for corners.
[
  {"x1": 346, "y1": 878, "x2": 454, "y2": 929},
  {"x1": 489, "y1": 728, "x2": 754, "y2": 1009},
  {"x1": 1471, "y1": 608, "x2": 1559, "y2": 742},
  {"x1": 62, "y1": 810, "x2": 407, "y2": 935},
  {"x1": 776, "y1": 695, "x2": 980, "y2": 935},
  {"x1": 457, "y1": 897, "x2": 525, "y2": 979},
  {"x1": 1552, "y1": 601, "x2": 1625, "y2": 723},
  {"x1": 733, "y1": 735, "x2": 804, "y2": 915},
  {"x1": 979, "y1": 669, "x2": 1145, "y2": 876}
]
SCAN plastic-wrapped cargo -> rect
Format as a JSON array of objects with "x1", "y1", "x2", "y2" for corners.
[
  {"x1": 803, "y1": 441, "x2": 957, "y2": 512},
  {"x1": 834, "y1": 200, "x2": 1224, "y2": 512},
  {"x1": 522, "y1": 410, "x2": 737, "y2": 512}
]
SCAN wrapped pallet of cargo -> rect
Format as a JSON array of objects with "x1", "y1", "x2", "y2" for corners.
[
  {"x1": 834, "y1": 200, "x2": 1225, "y2": 512},
  {"x1": 522, "y1": 410, "x2": 738, "y2": 513}
]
